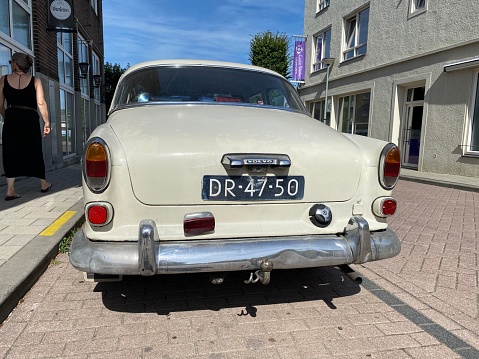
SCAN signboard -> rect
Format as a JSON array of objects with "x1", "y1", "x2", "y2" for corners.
[
  {"x1": 47, "y1": 0, "x2": 76, "y2": 32},
  {"x1": 292, "y1": 40, "x2": 306, "y2": 82}
]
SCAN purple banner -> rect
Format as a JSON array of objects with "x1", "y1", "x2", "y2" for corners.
[{"x1": 292, "y1": 40, "x2": 306, "y2": 81}]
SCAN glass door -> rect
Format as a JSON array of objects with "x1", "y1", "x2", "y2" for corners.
[{"x1": 402, "y1": 87, "x2": 425, "y2": 168}]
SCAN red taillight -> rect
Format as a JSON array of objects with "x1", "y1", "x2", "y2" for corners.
[
  {"x1": 84, "y1": 139, "x2": 110, "y2": 192},
  {"x1": 88, "y1": 205, "x2": 108, "y2": 225},
  {"x1": 380, "y1": 144, "x2": 400, "y2": 189},
  {"x1": 372, "y1": 197, "x2": 397, "y2": 217},
  {"x1": 184, "y1": 212, "x2": 215, "y2": 235},
  {"x1": 382, "y1": 199, "x2": 397, "y2": 216}
]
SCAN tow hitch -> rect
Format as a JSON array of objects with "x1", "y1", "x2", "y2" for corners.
[{"x1": 244, "y1": 259, "x2": 273, "y2": 285}]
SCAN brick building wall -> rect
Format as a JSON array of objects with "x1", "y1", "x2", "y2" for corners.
[{"x1": 32, "y1": 0, "x2": 58, "y2": 79}]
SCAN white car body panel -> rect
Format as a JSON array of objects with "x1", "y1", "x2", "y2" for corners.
[{"x1": 70, "y1": 60, "x2": 401, "y2": 280}]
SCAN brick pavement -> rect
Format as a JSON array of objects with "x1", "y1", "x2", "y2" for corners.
[
  {"x1": 356, "y1": 180, "x2": 479, "y2": 354},
  {"x1": 0, "y1": 178, "x2": 477, "y2": 358}
]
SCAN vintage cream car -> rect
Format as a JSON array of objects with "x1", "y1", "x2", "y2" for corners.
[{"x1": 69, "y1": 60, "x2": 401, "y2": 284}]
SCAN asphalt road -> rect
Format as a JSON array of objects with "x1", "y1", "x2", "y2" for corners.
[{"x1": 0, "y1": 179, "x2": 478, "y2": 359}]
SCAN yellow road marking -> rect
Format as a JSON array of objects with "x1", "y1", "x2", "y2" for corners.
[{"x1": 39, "y1": 211, "x2": 77, "y2": 236}]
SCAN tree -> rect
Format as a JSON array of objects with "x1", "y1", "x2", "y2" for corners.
[
  {"x1": 104, "y1": 62, "x2": 129, "y2": 111},
  {"x1": 249, "y1": 31, "x2": 292, "y2": 78}
]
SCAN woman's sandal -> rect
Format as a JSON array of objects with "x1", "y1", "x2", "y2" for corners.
[
  {"x1": 5, "y1": 194, "x2": 21, "y2": 201},
  {"x1": 41, "y1": 183, "x2": 52, "y2": 193}
]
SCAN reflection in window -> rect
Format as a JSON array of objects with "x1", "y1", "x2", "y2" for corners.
[
  {"x1": 78, "y1": 36, "x2": 89, "y2": 95},
  {"x1": 92, "y1": 53, "x2": 101, "y2": 101},
  {"x1": 470, "y1": 74, "x2": 479, "y2": 152},
  {"x1": 60, "y1": 89, "x2": 75, "y2": 157},
  {"x1": 343, "y1": 7, "x2": 369, "y2": 60},
  {"x1": 57, "y1": 32, "x2": 74, "y2": 87},
  {"x1": 339, "y1": 92, "x2": 370, "y2": 136},
  {"x1": 12, "y1": 1, "x2": 31, "y2": 49},
  {"x1": 313, "y1": 29, "x2": 331, "y2": 72},
  {"x1": 411, "y1": 0, "x2": 426, "y2": 13},
  {"x1": 0, "y1": 0, "x2": 10, "y2": 36},
  {"x1": 317, "y1": 0, "x2": 330, "y2": 13},
  {"x1": 310, "y1": 100, "x2": 331, "y2": 126}
]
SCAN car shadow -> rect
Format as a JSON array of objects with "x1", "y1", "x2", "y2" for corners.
[{"x1": 97, "y1": 266, "x2": 362, "y2": 316}]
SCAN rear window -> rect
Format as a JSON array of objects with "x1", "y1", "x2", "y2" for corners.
[{"x1": 113, "y1": 65, "x2": 306, "y2": 112}]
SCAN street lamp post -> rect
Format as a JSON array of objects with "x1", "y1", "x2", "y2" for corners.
[{"x1": 321, "y1": 57, "x2": 335, "y2": 122}]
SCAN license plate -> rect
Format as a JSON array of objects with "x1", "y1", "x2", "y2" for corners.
[{"x1": 202, "y1": 175, "x2": 304, "y2": 201}]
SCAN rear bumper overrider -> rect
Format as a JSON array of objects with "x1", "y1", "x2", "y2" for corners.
[{"x1": 69, "y1": 216, "x2": 401, "y2": 276}]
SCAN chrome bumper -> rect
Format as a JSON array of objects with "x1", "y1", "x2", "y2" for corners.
[{"x1": 69, "y1": 216, "x2": 401, "y2": 276}]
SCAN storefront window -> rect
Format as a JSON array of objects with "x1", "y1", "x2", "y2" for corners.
[
  {"x1": 12, "y1": 1, "x2": 31, "y2": 49},
  {"x1": 339, "y1": 92, "x2": 370, "y2": 136},
  {"x1": 0, "y1": 0, "x2": 10, "y2": 36},
  {"x1": 60, "y1": 89, "x2": 75, "y2": 157}
]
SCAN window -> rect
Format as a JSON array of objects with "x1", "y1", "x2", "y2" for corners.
[
  {"x1": 0, "y1": 0, "x2": 10, "y2": 36},
  {"x1": 343, "y1": 7, "x2": 369, "y2": 61},
  {"x1": 92, "y1": 52, "x2": 101, "y2": 102},
  {"x1": 312, "y1": 28, "x2": 331, "y2": 72},
  {"x1": 310, "y1": 100, "x2": 331, "y2": 126},
  {"x1": 60, "y1": 89, "x2": 75, "y2": 157},
  {"x1": 78, "y1": 36, "x2": 89, "y2": 96},
  {"x1": 468, "y1": 73, "x2": 479, "y2": 153},
  {"x1": 57, "y1": 32, "x2": 73, "y2": 87},
  {"x1": 338, "y1": 92, "x2": 370, "y2": 136},
  {"x1": 317, "y1": 0, "x2": 330, "y2": 13},
  {"x1": 90, "y1": 0, "x2": 98, "y2": 14},
  {"x1": 12, "y1": 1, "x2": 32, "y2": 49},
  {"x1": 81, "y1": 98, "x2": 90, "y2": 147},
  {"x1": 411, "y1": 0, "x2": 426, "y2": 13}
]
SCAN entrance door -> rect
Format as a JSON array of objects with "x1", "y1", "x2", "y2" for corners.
[{"x1": 402, "y1": 87, "x2": 424, "y2": 169}]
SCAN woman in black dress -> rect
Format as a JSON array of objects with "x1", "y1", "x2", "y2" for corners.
[{"x1": 0, "y1": 52, "x2": 52, "y2": 201}]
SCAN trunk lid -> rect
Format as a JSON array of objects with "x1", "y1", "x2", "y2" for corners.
[{"x1": 109, "y1": 104, "x2": 363, "y2": 205}]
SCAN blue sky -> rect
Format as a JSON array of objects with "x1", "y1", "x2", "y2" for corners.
[{"x1": 102, "y1": 0, "x2": 304, "y2": 68}]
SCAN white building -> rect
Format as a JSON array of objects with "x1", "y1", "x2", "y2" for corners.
[{"x1": 299, "y1": 0, "x2": 479, "y2": 178}]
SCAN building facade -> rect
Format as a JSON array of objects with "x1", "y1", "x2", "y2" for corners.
[
  {"x1": 299, "y1": 0, "x2": 479, "y2": 178},
  {"x1": 0, "y1": 0, "x2": 106, "y2": 171}
]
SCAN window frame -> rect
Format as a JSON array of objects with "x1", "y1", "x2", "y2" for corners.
[
  {"x1": 78, "y1": 35, "x2": 90, "y2": 97},
  {"x1": 57, "y1": 32, "x2": 74, "y2": 88},
  {"x1": 410, "y1": 0, "x2": 427, "y2": 15},
  {"x1": 316, "y1": 0, "x2": 330, "y2": 13},
  {"x1": 310, "y1": 99, "x2": 331, "y2": 127},
  {"x1": 92, "y1": 52, "x2": 101, "y2": 102},
  {"x1": 342, "y1": 7, "x2": 369, "y2": 61},
  {"x1": 90, "y1": 0, "x2": 98, "y2": 15},
  {"x1": 1, "y1": 0, "x2": 33, "y2": 51},
  {"x1": 312, "y1": 28, "x2": 331, "y2": 73},
  {"x1": 465, "y1": 70, "x2": 479, "y2": 156},
  {"x1": 338, "y1": 91, "x2": 371, "y2": 136},
  {"x1": 60, "y1": 88, "x2": 76, "y2": 158}
]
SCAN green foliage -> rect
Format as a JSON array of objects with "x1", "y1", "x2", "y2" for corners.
[
  {"x1": 58, "y1": 227, "x2": 80, "y2": 254},
  {"x1": 104, "y1": 62, "x2": 129, "y2": 111},
  {"x1": 249, "y1": 31, "x2": 292, "y2": 78}
]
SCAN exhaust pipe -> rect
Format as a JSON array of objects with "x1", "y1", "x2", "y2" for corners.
[{"x1": 338, "y1": 264, "x2": 363, "y2": 284}]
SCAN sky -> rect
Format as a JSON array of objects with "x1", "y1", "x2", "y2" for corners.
[{"x1": 102, "y1": 0, "x2": 305, "y2": 68}]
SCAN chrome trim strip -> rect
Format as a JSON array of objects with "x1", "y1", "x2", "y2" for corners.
[
  {"x1": 221, "y1": 153, "x2": 291, "y2": 169},
  {"x1": 69, "y1": 217, "x2": 401, "y2": 276}
]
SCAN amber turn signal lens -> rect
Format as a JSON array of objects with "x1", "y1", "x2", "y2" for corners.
[
  {"x1": 379, "y1": 144, "x2": 400, "y2": 189},
  {"x1": 83, "y1": 138, "x2": 111, "y2": 193},
  {"x1": 86, "y1": 142, "x2": 108, "y2": 178}
]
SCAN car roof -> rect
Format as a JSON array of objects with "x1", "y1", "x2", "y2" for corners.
[{"x1": 122, "y1": 59, "x2": 284, "y2": 79}]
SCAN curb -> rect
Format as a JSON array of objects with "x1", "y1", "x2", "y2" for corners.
[
  {"x1": 399, "y1": 174, "x2": 479, "y2": 193},
  {"x1": 0, "y1": 200, "x2": 85, "y2": 325}
]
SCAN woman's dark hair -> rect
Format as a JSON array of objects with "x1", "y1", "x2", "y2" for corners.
[{"x1": 11, "y1": 52, "x2": 33, "y2": 73}]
